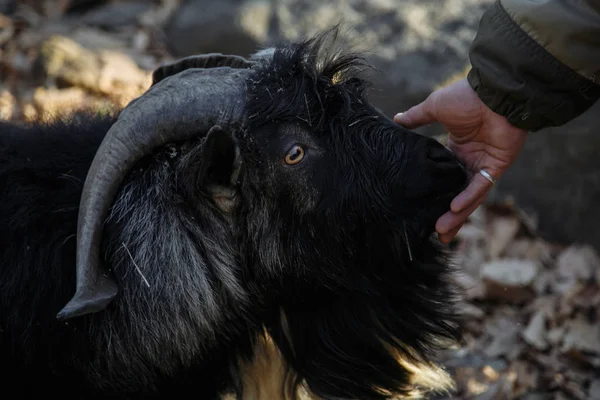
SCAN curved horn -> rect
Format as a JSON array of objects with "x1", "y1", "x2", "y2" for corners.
[
  {"x1": 56, "y1": 67, "x2": 250, "y2": 321},
  {"x1": 152, "y1": 53, "x2": 254, "y2": 86}
]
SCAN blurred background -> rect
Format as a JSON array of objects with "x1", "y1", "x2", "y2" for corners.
[{"x1": 1, "y1": 1, "x2": 599, "y2": 398}]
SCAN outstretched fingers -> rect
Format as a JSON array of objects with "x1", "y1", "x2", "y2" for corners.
[
  {"x1": 450, "y1": 170, "x2": 496, "y2": 214},
  {"x1": 436, "y1": 170, "x2": 497, "y2": 242},
  {"x1": 436, "y1": 195, "x2": 484, "y2": 240}
]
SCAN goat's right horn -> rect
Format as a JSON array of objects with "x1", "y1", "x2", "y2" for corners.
[{"x1": 56, "y1": 65, "x2": 251, "y2": 321}]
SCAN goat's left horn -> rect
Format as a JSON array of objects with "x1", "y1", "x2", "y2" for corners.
[
  {"x1": 56, "y1": 66, "x2": 250, "y2": 321},
  {"x1": 151, "y1": 53, "x2": 254, "y2": 86}
]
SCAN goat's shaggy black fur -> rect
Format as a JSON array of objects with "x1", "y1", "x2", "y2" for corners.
[{"x1": 0, "y1": 30, "x2": 467, "y2": 399}]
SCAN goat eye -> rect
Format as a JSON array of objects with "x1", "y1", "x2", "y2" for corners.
[{"x1": 284, "y1": 145, "x2": 305, "y2": 165}]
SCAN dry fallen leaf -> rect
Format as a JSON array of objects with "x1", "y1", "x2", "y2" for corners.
[
  {"x1": 486, "y1": 215, "x2": 521, "y2": 259},
  {"x1": 556, "y1": 245, "x2": 599, "y2": 282},
  {"x1": 522, "y1": 311, "x2": 548, "y2": 351},
  {"x1": 480, "y1": 259, "x2": 539, "y2": 303},
  {"x1": 483, "y1": 315, "x2": 524, "y2": 359}
]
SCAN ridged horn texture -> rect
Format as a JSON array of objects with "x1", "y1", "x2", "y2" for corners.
[
  {"x1": 56, "y1": 66, "x2": 251, "y2": 321},
  {"x1": 152, "y1": 54, "x2": 254, "y2": 86}
]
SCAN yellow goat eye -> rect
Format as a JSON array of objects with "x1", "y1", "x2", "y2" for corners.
[{"x1": 284, "y1": 145, "x2": 305, "y2": 165}]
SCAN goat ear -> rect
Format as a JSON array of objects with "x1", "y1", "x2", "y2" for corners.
[
  {"x1": 197, "y1": 125, "x2": 242, "y2": 214},
  {"x1": 151, "y1": 54, "x2": 253, "y2": 86}
]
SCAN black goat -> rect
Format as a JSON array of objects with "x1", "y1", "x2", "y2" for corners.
[{"x1": 0, "y1": 30, "x2": 468, "y2": 399}]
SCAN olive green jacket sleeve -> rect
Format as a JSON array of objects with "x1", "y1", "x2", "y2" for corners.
[{"x1": 467, "y1": 0, "x2": 600, "y2": 132}]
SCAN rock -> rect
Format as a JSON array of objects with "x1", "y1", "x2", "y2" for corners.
[
  {"x1": 521, "y1": 311, "x2": 547, "y2": 351},
  {"x1": 95, "y1": 50, "x2": 151, "y2": 104},
  {"x1": 78, "y1": 1, "x2": 151, "y2": 30},
  {"x1": 33, "y1": 35, "x2": 103, "y2": 89},
  {"x1": 32, "y1": 35, "x2": 150, "y2": 101},
  {"x1": 480, "y1": 259, "x2": 539, "y2": 303},
  {"x1": 163, "y1": 0, "x2": 265, "y2": 58},
  {"x1": 589, "y1": 380, "x2": 600, "y2": 400},
  {"x1": 0, "y1": 88, "x2": 16, "y2": 120}
]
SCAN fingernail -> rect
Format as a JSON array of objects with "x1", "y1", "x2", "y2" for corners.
[{"x1": 394, "y1": 112, "x2": 404, "y2": 120}]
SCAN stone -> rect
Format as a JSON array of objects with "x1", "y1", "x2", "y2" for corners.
[
  {"x1": 32, "y1": 35, "x2": 102, "y2": 90},
  {"x1": 0, "y1": 88, "x2": 16, "y2": 120},
  {"x1": 31, "y1": 35, "x2": 150, "y2": 102},
  {"x1": 163, "y1": 0, "x2": 265, "y2": 58},
  {"x1": 589, "y1": 380, "x2": 600, "y2": 400},
  {"x1": 78, "y1": 1, "x2": 151, "y2": 30}
]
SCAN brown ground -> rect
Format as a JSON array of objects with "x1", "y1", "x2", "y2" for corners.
[{"x1": 1, "y1": 1, "x2": 598, "y2": 398}]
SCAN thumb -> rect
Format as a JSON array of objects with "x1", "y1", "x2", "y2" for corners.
[{"x1": 393, "y1": 96, "x2": 437, "y2": 129}]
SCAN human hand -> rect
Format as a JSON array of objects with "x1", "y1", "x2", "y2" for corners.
[{"x1": 394, "y1": 78, "x2": 528, "y2": 244}]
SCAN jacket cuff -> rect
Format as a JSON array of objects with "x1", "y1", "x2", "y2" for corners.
[{"x1": 467, "y1": 1, "x2": 600, "y2": 132}]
